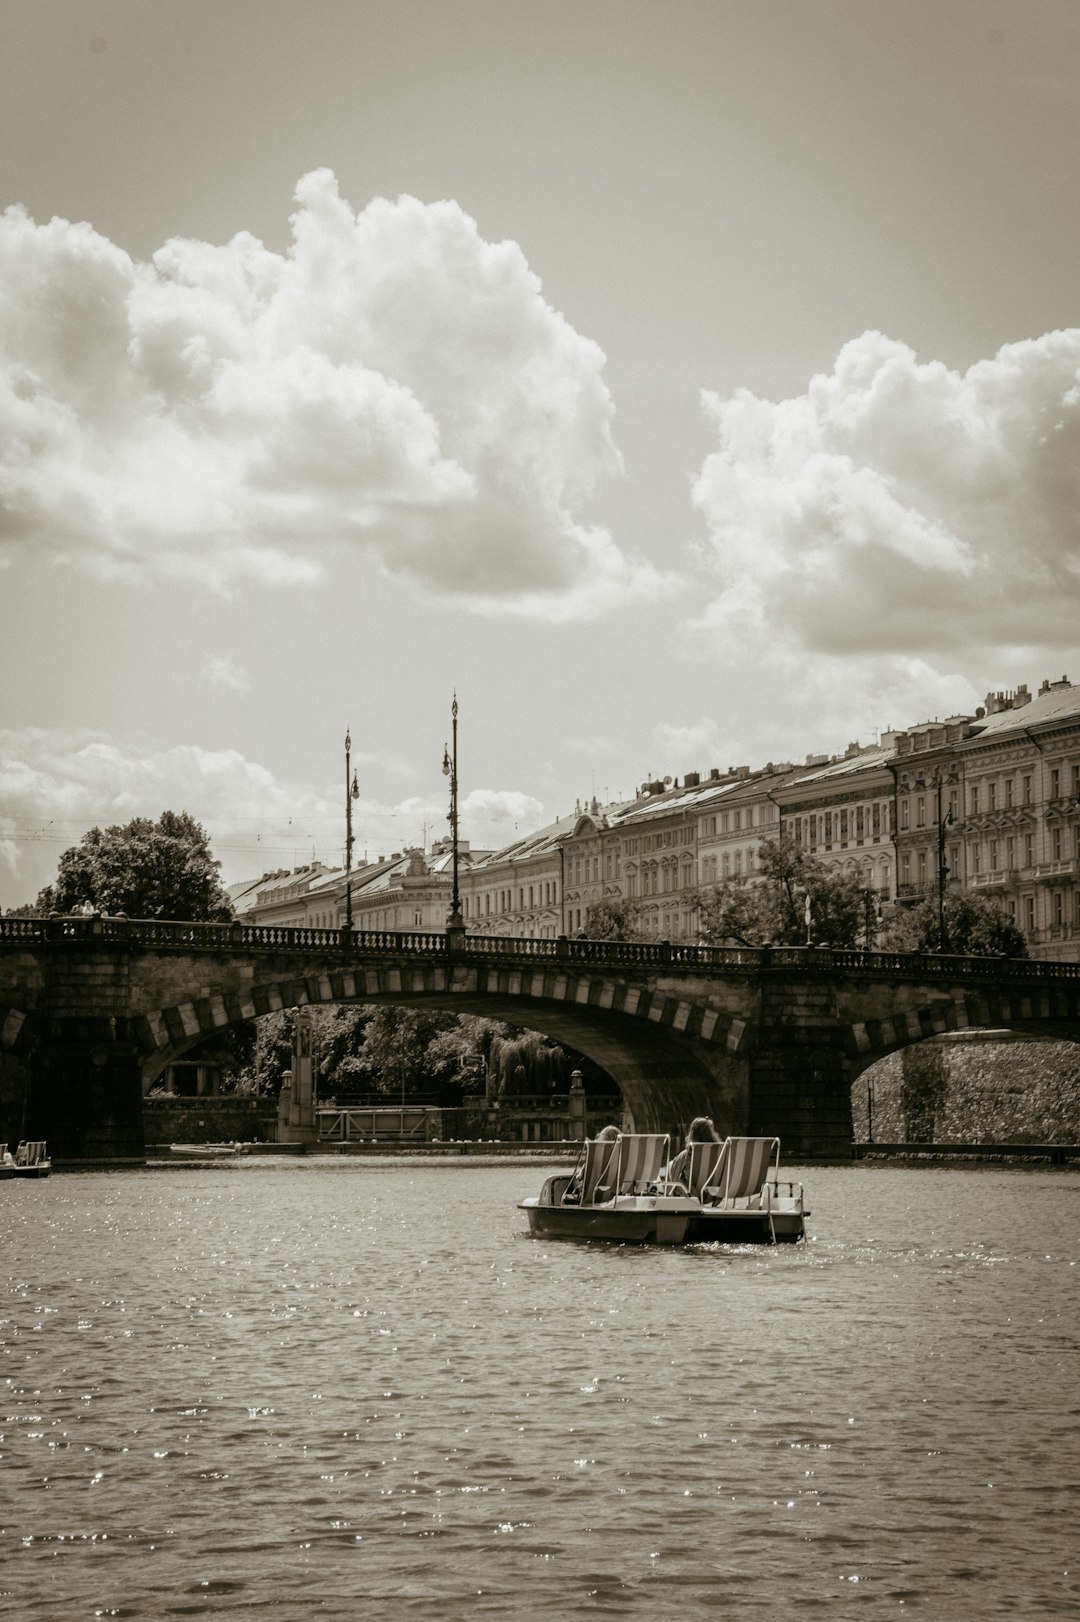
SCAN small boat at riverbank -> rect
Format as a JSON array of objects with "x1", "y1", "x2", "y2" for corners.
[
  {"x1": 518, "y1": 1133, "x2": 806, "y2": 1245},
  {"x1": 169, "y1": 1142, "x2": 248, "y2": 1160},
  {"x1": 6, "y1": 1140, "x2": 51, "y2": 1179}
]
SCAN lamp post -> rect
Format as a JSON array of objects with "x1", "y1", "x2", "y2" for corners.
[
  {"x1": 935, "y1": 771, "x2": 954, "y2": 952},
  {"x1": 344, "y1": 728, "x2": 359, "y2": 931},
  {"x1": 443, "y1": 694, "x2": 463, "y2": 931}
]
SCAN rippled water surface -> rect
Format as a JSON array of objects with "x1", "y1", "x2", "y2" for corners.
[{"x1": 2, "y1": 1160, "x2": 1078, "y2": 1619}]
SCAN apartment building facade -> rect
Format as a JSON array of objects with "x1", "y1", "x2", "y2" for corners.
[{"x1": 232, "y1": 676, "x2": 1079, "y2": 960}]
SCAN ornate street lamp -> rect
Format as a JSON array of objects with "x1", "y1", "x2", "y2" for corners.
[
  {"x1": 344, "y1": 728, "x2": 359, "y2": 931},
  {"x1": 934, "y1": 771, "x2": 955, "y2": 952},
  {"x1": 442, "y1": 694, "x2": 463, "y2": 931}
]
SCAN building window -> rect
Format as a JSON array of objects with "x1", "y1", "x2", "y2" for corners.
[
  {"x1": 1006, "y1": 836, "x2": 1015, "y2": 870},
  {"x1": 1023, "y1": 775, "x2": 1032, "y2": 806},
  {"x1": 1054, "y1": 891, "x2": 1064, "y2": 927},
  {"x1": 916, "y1": 796, "x2": 925, "y2": 828},
  {"x1": 901, "y1": 852, "x2": 911, "y2": 883},
  {"x1": 970, "y1": 786, "x2": 979, "y2": 815},
  {"x1": 1004, "y1": 778, "x2": 1013, "y2": 808},
  {"x1": 810, "y1": 814, "x2": 818, "y2": 843},
  {"x1": 1051, "y1": 767, "x2": 1061, "y2": 799},
  {"x1": 917, "y1": 850, "x2": 927, "y2": 885},
  {"x1": 1024, "y1": 832, "x2": 1035, "y2": 868},
  {"x1": 825, "y1": 812, "x2": 834, "y2": 843},
  {"x1": 733, "y1": 851, "x2": 742, "y2": 875},
  {"x1": 1025, "y1": 895, "x2": 1036, "y2": 935},
  {"x1": 872, "y1": 804, "x2": 881, "y2": 837},
  {"x1": 899, "y1": 802, "x2": 909, "y2": 831},
  {"x1": 840, "y1": 809, "x2": 849, "y2": 840},
  {"x1": 990, "y1": 839, "x2": 998, "y2": 870},
  {"x1": 1053, "y1": 826, "x2": 1063, "y2": 861},
  {"x1": 988, "y1": 782, "x2": 997, "y2": 811},
  {"x1": 722, "y1": 853, "x2": 731, "y2": 877}
]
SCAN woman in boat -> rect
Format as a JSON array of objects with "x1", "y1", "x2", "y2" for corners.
[
  {"x1": 561, "y1": 1124, "x2": 620, "y2": 1204},
  {"x1": 665, "y1": 1116, "x2": 721, "y2": 1191}
]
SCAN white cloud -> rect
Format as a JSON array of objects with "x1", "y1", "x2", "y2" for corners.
[
  {"x1": 461, "y1": 787, "x2": 544, "y2": 843},
  {"x1": 0, "y1": 727, "x2": 548, "y2": 904},
  {"x1": 203, "y1": 654, "x2": 250, "y2": 693},
  {"x1": 0, "y1": 173, "x2": 668, "y2": 618},
  {"x1": 691, "y1": 329, "x2": 1080, "y2": 704}
]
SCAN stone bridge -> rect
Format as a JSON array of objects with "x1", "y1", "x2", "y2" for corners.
[{"x1": 2, "y1": 915, "x2": 1079, "y2": 1162}]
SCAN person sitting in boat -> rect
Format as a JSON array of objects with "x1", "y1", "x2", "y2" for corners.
[
  {"x1": 561, "y1": 1124, "x2": 620, "y2": 1204},
  {"x1": 665, "y1": 1116, "x2": 721, "y2": 1191}
]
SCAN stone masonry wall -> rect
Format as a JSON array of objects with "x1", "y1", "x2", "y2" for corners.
[
  {"x1": 851, "y1": 1035, "x2": 1080, "y2": 1143},
  {"x1": 144, "y1": 1097, "x2": 278, "y2": 1147}
]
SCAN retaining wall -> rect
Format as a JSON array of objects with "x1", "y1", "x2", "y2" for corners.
[{"x1": 851, "y1": 1034, "x2": 1080, "y2": 1143}]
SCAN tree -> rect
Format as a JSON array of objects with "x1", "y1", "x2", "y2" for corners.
[
  {"x1": 36, "y1": 811, "x2": 233, "y2": 921},
  {"x1": 354, "y1": 1007, "x2": 464, "y2": 1100},
  {"x1": 583, "y1": 897, "x2": 647, "y2": 940},
  {"x1": 695, "y1": 835, "x2": 866, "y2": 948},
  {"x1": 883, "y1": 892, "x2": 1028, "y2": 958}
]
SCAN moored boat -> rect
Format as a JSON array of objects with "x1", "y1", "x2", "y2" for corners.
[
  {"x1": 169, "y1": 1142, "x2": 246, "y2": 1159},
  {"x1": 519, "y1": 1132, "x2": 806, "y2": 1245},
  {"x1": 10, "y1": 1140, "x2": 51, "y2": 1179}
]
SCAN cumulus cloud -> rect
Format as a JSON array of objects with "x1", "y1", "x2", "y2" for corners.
[
  {"x1": 692, "y1": 329, "x2": 1080, "y2": 680},
  {"x1": 461, "y1": 787, "x2": 544, "y2": 842},
  {"x1": 0, "y1": 728, "x2": 547, "y2": 904},
  {"x1": 0, "y1": 173, "x2": 666, "y2": 617}
]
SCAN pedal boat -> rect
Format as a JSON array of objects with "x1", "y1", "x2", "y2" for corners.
[
  {"x1": 9, "y1": 1140, "x2": 51, "y2": 1179},
  {"x1": 519, "y1": 1133, "x2": 806, "y2": 1245}
]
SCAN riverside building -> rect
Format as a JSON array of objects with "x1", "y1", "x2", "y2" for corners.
[{"x1": 231, "y1": 675, "x2": 1080, "y2": 961}]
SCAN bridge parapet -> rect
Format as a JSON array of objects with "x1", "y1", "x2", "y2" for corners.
[{"x1": 5, "y1": 915, "x2": 1080, "y2": 985}]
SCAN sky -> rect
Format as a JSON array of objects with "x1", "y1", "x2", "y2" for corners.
[{"x1": 2, "y1": 0, "x2": 1079, "y2": 906}]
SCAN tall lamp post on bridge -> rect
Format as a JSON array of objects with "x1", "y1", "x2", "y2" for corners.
[
  {"x1": 344, "y1": 728, "x2": 359, "y2": 931},
  {"x1": 442, "y1": 694, "x2": 463, "y2": 933},
  {"x1": 934, "y1": 770, "x2": 955, "y2": 953}
]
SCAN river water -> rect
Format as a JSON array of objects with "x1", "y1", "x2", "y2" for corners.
[{"x1": 2, "y1": 1159, "x2": 1077, "y2": 1620}]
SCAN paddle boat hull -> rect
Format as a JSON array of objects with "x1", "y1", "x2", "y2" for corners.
[{"x1": 520, "y1": 1177, "x2": 699, "y2": 1244}]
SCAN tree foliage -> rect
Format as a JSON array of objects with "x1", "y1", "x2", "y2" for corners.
[
  {"x1": 882, "y1": 892, "x2": 1028, "y2": 958},
  {"x1": 583, "y1": 897, "x2": 647, "y2": 940},
  {"x1": 695, "y1": 836, "x2": 868, "y2": 948},
  {"x1": 37, "y1": 811, "x2": 233, "y2": 922}
]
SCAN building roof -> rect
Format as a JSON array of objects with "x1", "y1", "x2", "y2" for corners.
[{"x1": 965, "y1": 681, "x2": 1079, "y2": 744}]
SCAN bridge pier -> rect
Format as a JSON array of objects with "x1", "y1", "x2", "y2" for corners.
[
  {"x1": 748, "y1": 1044, "x2": 854, "y2": 1157},
  {"x1": 748, "y1": 974, "x2": 855, "y2": 1157},
  {"x1": 27, "y1": 1019, "x2": 146, "y2": 1165}
]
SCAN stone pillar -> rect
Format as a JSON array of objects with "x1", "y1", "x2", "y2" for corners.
[
  {"x1": 748, "y1": 973, "x2": 854, "y2": 1157},
  {"x1": 291, "y1": 1011, "x2": 316, "y2": 1139},
  {"x1": 26, "y1": 1018, "x2": 146, "y2": 1165},
  {"x1": 568, "y1": 1068, "x2": 586, "y2": 1141},
  {"x1": 277, "y1": 1071, "x2": 293, "y2": 1141}
]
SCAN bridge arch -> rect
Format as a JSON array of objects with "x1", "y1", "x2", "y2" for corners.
[{"x1": 138, "y1": 964, "x2": 755, "y2": 1136}]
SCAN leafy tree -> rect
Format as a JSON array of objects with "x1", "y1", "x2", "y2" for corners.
[
  {"x1": 695, "y1": 835, "x2": 866, "y2": 948},
  {"x1": 354, "y1": 1006, "x2": 464, "y2": 1100},
  {"x1": 36, "y1": 811, "x2": 233, "y2": 921},
  {"x1": 487, "y1": 1028, "x2": 567, "y2": 1098},
  {"x1": 583, "y1": 897, "x2": 647, "y2": 940},
  {"x1": 883, "y1": 892, "x2": 1028, "y2": 958}
]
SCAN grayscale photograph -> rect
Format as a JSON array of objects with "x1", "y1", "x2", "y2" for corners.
[{"x1": 1, "y1": 3, "x2": 1077, "y2": 1617}]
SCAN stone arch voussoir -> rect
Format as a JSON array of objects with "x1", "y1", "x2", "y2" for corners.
[
  {"x1": 133, "y1": 959, "x2": 753, "y2": 1090},
  {"x1": 845, "y1": 982, "x2": 1080, "y2": 1077}
]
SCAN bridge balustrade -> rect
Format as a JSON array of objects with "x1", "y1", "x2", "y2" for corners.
[{"x1": 2, "y1": 915, "x2": 1079, "y2": 981}]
